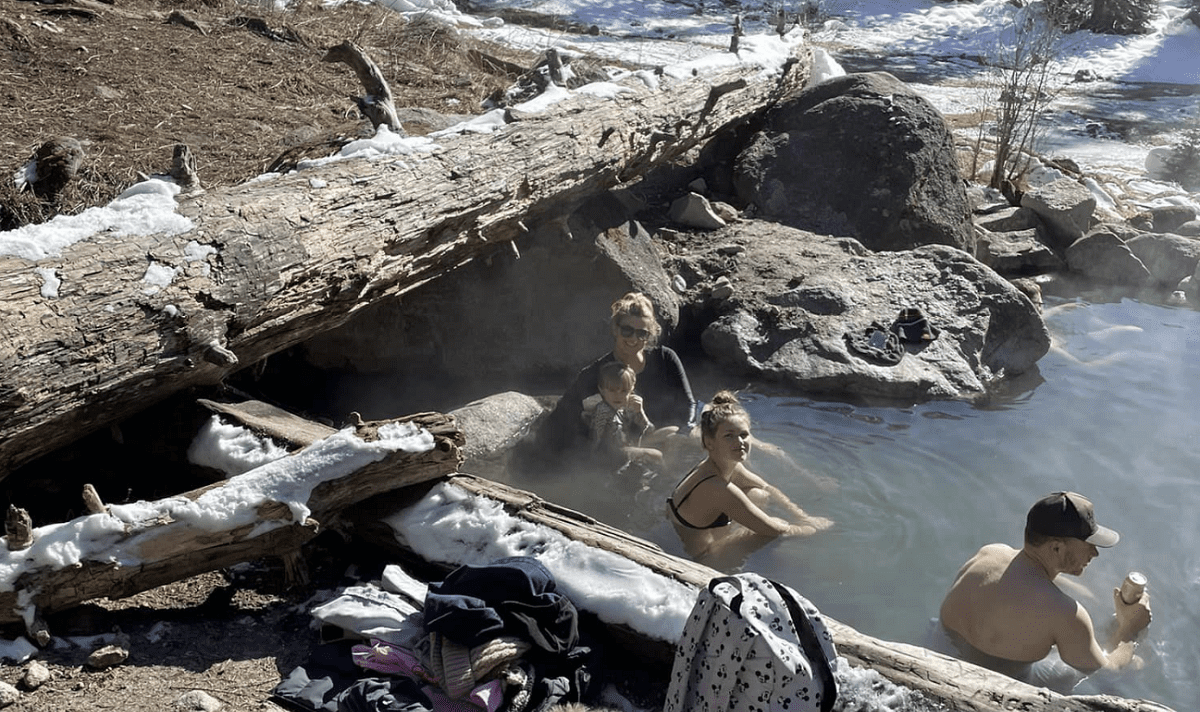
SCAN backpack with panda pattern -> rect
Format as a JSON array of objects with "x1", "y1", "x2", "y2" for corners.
[{"x1": 664, "y1": 573, "x2": 838, "y2": 712}]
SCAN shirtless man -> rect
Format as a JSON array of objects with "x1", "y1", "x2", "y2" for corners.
[{"x1": 939, "y1": 491, "x2": 1152, "y2": 683}]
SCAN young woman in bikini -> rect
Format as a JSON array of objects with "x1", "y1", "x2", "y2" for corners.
[{"x1": 667, "y1": 391, "x2": 834, "y2": 559}]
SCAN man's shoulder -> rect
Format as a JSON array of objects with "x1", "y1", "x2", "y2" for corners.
[
  {"x1": 972, "y1": 542, "x2": 1018, "y2": 562},
  {"x1": 955, "y1": 543, "x2": 1018, "y2": 580}
]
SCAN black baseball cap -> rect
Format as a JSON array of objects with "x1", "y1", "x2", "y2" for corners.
[{"x1": 1026, "y1": 491, "x2": 1119, "y2": 548}]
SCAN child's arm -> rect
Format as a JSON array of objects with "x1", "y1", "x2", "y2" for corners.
[
  {"x1": 589, "y1": 401, "x2": 621, "y2": 451},
  {"x1": 625, "y1": 394, "x2": 654, "y2": 442}
]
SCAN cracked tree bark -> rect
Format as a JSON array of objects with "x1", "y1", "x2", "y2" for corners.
[{"x1": 0, "y1": 50, "x2": 811, "y2": 480}]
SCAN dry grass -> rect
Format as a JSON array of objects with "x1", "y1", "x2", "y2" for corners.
[{"x1": 0, "y1": 0, "x2": 539, "y2": 226}]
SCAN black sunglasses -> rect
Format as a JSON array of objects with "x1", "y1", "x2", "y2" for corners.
[{"x1": 619, "y1": 324, "x2": 651, "y2": 340}]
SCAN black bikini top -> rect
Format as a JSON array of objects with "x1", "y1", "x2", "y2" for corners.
[{"x1": 668, "y1": 468, "x2": 731, "y2": 530}]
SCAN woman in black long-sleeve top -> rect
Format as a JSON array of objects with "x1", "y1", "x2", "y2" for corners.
[{"x1": 539, "y1": 292, "x2": 696, "y2": 456}]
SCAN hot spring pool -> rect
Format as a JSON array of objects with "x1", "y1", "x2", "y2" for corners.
[{"x1": 506, "y1": 297, "x2": 1199, "y2": 711}]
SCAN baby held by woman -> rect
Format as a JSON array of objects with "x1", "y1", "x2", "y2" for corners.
[{"x1": 587, "y1": 360, "x2": 678, "y2": 470}]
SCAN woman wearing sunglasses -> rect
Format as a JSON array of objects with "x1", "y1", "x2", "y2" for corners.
[{"x1": 538, "y1": 292, "x2": 697, "y2": 460}]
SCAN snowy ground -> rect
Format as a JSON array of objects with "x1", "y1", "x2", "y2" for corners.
[{"x1": 7, "y1": 0, "x2": 1197, "y2": 259}]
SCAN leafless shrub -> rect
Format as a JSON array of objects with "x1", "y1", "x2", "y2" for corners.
[
  {"x1": 1186, "y1": 0, "x2": 1200, "y2": 27},
  {"x1": 795, "y1": 1, "x2": 826, "y2": 29},
  {"x1": 974, "y1": 3, "x2": 1066, "y2": 190},
  {"x1": 769, "y1": 0, "x2": 826, "y2": 35}
]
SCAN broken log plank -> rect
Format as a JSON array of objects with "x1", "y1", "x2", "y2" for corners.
[
  {"x1": 352, "y1": 474, "x2": 1174, "y2": 712},
  {"x1": 0, "y1": 49, "x2": 812, "y2": 480},
  {"x1": 196, "y1": 398, "x2": 464, "y2": 461},
  {"x1": 198, "y1": 397, "x2": 338, "y2": 450},
  {"x1": 0, "y1": 411, "x2": 462, "y2": 632}
]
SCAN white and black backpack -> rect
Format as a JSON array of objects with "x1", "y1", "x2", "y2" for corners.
[{"x1": 665, "y1": 573, "x2": 838, "y2": 712}]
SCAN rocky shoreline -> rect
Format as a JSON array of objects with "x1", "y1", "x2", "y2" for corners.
[{"x1": 300, "y1": 65, "x2": 1197, "y2": 407}]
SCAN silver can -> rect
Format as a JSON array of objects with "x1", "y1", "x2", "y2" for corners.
[{"x1": 1120, "y1": 571, "x2": 1148, "y2": 605}]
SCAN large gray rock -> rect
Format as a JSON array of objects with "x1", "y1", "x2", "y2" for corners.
[
  {"x1": 20, "y1": 661, "x2": 49, "y2": 691},
  {"x1": 974, "y1": 205, "x2": 1042, "y2": 233},
  {"x1": 975, "y1": 226, "x2": 1063, "y2": 276},
  {"x1": 300, "y1": 190, "x2": 679, "y2": 389},
  {"x1": 1182, "y1": 261, "x2": 1200, "y2": 304},
  {"x1": 449, "y1": 391, "x2": 546, "y2": 477},
  {"x1": 1176, "y1": 219, "x2": 1200, "y2": 237},
  {"x1": 1020, "y1": 178, "x2": 1096, "y2": 249},
  {"x1": 1065, "y1": 227, "x2": 1152, "y2": 286},
  {"x1": 669, "y1": 192, "x2": 726, "y2": 230},
  {"x1": 87, "y1": 645, "x2": 128, "y2": 670},
  {"x1": 676, "y1": 221, "x2": 1048, "y2": 401},
  {"x1": 732, "y1": 72, "x2": 973, "y2": 253},
  {"x1": 1130, "y1": 204, "x2": 1198, "y2": 233},
  {"x1": 1126, "y1": 232, "x2": 1200, "y2": 287}
]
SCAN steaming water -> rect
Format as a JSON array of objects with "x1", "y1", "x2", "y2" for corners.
[{"x1": 507, "y1": 297, "x2": 1199, "y2": 711}]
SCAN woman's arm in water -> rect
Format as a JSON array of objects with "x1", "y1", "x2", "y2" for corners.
[
  {"x1": 720, "y1": 481, "x2": 792, "y2": 537},
  {"x1": 749, "y1": 436, "x2": 840, "y2": 492},
  {"x1": 731, "y1": 465, "x2": 833, "y2": 536}
]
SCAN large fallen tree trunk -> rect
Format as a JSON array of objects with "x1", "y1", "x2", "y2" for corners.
[
  {"x1": 0, "y1": 50, "x2": 811, "y2": 480},
  {"x1": 351, "y1": 474, "x2": 1175, "y2": 712},
  {"x1": 0, "y1": 410, "x2": 462, "y2": 637}
]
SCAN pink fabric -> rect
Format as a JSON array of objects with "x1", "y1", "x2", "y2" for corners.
[
  {"x1": 352, "y1": 640, "x2": 435, "y2": 682},
  {"x1": 350, "y1": 640, "x2": 505, "y2": 712}
]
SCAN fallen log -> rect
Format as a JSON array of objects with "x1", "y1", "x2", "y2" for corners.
[
  {"x1": 351, "y1": 474, "x2": 1175, "y2": 712},
  {"x1": 0, "y1": 47, "x2": 812, "y2": 480},
  {"x1": 0, "y1": 410, "x2": 463, "y2": 635},
  {"x1": 30, "y1": 0, "x2": 156, "y2": 20}
]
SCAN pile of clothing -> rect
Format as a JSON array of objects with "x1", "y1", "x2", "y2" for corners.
[{"x1": 273, "y1": 556, "x2": 597, "y2": 712}]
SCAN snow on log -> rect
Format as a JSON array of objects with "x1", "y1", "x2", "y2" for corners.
[
  {"x1": 0, "y1": 49, "x2": 811, "y2": 480},
  {"x1": 0, "y1": 410, "x2": 462, "y2": 634}
]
